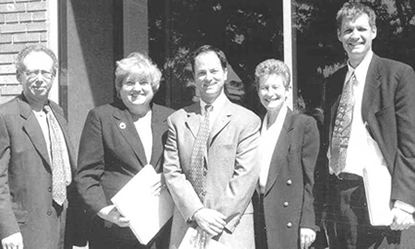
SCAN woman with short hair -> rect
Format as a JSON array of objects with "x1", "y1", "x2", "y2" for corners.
[
  {"x1": 75, "y1": 52, "x2": 174, "y2": 249},
  {"x1": 253, "y1": 59, "x2": 319, "y2": 249}
]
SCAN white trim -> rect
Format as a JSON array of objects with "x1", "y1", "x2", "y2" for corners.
[
  {"x1": 48, "y1": 0, "x2": 59, "y2": 103},
  {"x1": 283, "y1": 0, "x2": 293, "y2": 109}
]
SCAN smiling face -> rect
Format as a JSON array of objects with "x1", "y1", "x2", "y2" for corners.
[
  {"x1": 18, "y1": 52, "x2": 55, "y2": 104},
  {"x1": 119, "y1": 69, "x2": 154, "y2": 111},
  {"x1": 193, "y1": 51, "x2": 228, "y2": 104},
  {"x1": 258, "y1": 74, "x2": 289, "y2": 113},
  {"x1": 338, "y1": 13, "x2": 377, "y2": 67}
]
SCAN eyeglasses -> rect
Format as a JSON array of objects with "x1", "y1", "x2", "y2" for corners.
[{"x1": 24, "y1": 70, "x2": 53, "y2": 79}]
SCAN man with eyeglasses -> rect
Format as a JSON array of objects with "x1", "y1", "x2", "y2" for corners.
[{"x1": 0, "y1": 45, "x2": 80, "y2": 249}]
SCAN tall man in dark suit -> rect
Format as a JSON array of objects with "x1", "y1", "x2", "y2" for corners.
[
  {"x1": 324, "y1": 3, "x2": 415, "y2": 248},
  {"x1": 164, "y1": 45, "x2": 261, "y2": 248},
  {"x1": 0, "y1": 45, "x2": 77, "y2": 249}
]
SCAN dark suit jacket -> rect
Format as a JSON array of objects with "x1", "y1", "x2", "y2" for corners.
[
  {"x1": 75, "y1": 101, "x2": 174, "y2": 241},
  {"x1": 0, "y1": 94, "x2": 77, "y2": 249},
  {"x1": 324, "y1": 54, "x2": 415, "y2": 208},
  {"x1": 254, "y1": 108, "x2": 319, "y2": 249}
]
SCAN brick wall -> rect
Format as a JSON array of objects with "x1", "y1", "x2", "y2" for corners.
[{"x1": 0, "y1": 0, "x2": 49, "y2": 104}]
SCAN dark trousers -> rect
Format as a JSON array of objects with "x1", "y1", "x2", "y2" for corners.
[
  {"x1": 253, "y1": 193, "x2": 269, "y2": 249},
  {"x1": 326, "y1": 173, "x2": 400, "y2": 249},
  {"x1": 88, "y1": 216, "x2": 171, "y2": 249},
  {"x1": 88, "y1": 217, "x2": 149, "y2": 249},
  {"x1": 56, "y1": 200, "x2": 67, "y2": 249}
]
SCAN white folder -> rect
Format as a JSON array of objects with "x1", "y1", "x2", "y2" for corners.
[
  {"x1": 178, "y1": 226, "x2": 229, "y2": 249},
  {"x1": 362, "y1": 130, "x2": 393, "y2": 226},
  {"x1": 111, "y1": 164, "x2": 174, "y2": 245}
]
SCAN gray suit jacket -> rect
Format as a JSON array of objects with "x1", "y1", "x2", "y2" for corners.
[{"x1": 164, "y1": 98, "x2": 261, "y2": 249}]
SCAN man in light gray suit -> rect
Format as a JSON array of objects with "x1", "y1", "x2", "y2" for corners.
[{"x1": 164, "y1": 45, "x2": 261, "y2": 249}]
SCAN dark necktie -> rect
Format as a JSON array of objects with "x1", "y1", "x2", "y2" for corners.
[
  {"x1": 44, "y1": 105, "x2": 68, "y2": 206},
  {"x1": 188, "y1": 105, "x2": 212, "y2": 201},
  {"x1": 329, "y1": 73, "x2": 356, "y2": 175}
]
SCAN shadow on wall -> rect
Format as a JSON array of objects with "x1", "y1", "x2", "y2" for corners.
[{"x1": 65, "y1": 0, "x2": 118, "y2": 150}]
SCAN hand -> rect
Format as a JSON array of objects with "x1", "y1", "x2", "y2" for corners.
[
  {"x1": 300, "y1": 228, "x2": 316, "y2": 249},
  {"x1": 1, "y1": 232, "x2": 24, "y2": 249},
  {"x1": 150, "y1": 181, "x2": 167, "y2": 196},
  {"x1": 97, "y1": 205, "x2": 130, "y2": 227},
  {"x1": 193, "y1": 208, "x2": 226, "y2": 237},
  {"x1": 390, "y1": 207, "x2": 415, "y2": 230}
]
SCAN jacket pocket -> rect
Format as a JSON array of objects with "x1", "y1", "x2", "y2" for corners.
[{"x1": 13, "y1": 210, "x2": 28, "y2": 224}]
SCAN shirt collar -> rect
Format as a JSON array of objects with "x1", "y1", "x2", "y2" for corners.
[
  {"x1": 262, "y1": 102, "x2": 288, "y2": 132},
  {"x1": 347, "y1": 50, "x2": 373, "y2": 84},
  {"x1": 200, "y1": 91, "x2": 227, "y2": 114}
]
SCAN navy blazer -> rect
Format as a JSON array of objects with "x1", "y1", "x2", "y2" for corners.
[
  {"x1": 75, "y1": 101, "x2": 174, "y2": 240},
  {"x1": 0, "y1": 94, "x2": 77, "y2": 249},
  {"x1": 254, "y1": 108, "x2": 319, "y2": 249},
  {"x1": 324, "y1": 54, "x2": 415, "y2": 207}
]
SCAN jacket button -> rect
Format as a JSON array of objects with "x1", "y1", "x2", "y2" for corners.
[
  {"x1": 287, "y1": 179, "x2": 292, "y2": 185},
  {"x1": 283, "y1": 201, "x2": 289, "y2": 207},
  {"x1": 203, "y1": 170, "x2": 207, "y2": 176},
  {"x1": 47, "y1": 210, "x2": 52, "y2": 216},
  {"x1": 48, "y1": 187, "x2": 52, "y2": 192},
  {"x1": 287, "y1": 222, "x2": 292, "y2": 228}
]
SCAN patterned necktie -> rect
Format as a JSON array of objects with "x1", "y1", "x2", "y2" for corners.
[
  {"x1": 44, "y1": 105, "x2": 68, "y2": 206},
  {"x1": 188, "y1": 105, "x2": 212, "y2": 201},
  {"x1": 329, "y1": 73, "x2": 356, "y2": 175}
]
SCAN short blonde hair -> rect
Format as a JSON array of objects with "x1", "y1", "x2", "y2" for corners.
[
  {"x1": 114, "y1": 52, "x2": 162, "y2": 95},
  {"x1": 254, "y1": 59, "x2": 290, "y2": 90}
]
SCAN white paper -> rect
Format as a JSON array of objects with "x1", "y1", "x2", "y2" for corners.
[
  {"x1": 111, "y1": 164, "x2": 174, "y2": 244},
  {"x1": 362, "y1": 130, "x2": 393, "y2": 226},
  {"x1": 178, "y1": 227, "x2": 229, "y2": 249}
]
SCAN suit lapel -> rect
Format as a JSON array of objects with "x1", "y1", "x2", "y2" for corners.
[
  {"x1": 18, "y1": 97, "x2": 51, "y2": 167},
  {"x1": 362, "y1": 54, "x2": 382, "y2": 122},
  {"x1": 184, "y1": 102, "x2": 202, "y2": 138},
  {"x1": 209, "y1": 99, "x2": 232, "y2": 146},
  {"x1": 112, "y1": 105, "x2": 147, "y2": 166},
  {"x1": 264, "y1": 110, "x2": 293, "y2": 196}
]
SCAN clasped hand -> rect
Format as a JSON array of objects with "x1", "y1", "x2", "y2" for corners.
[
  {"x1": 98, "y1": 205, "x2": 130, "y2": 227},
  {"x1": 193, "y1": 208, "x2": 226, "y2": 237}
]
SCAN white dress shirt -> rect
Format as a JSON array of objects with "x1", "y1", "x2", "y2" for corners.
[
  {"x1": 258, "y1": 104, "x2": 288, "y2": 194},
  {"x1": 134, "y1": 110, "x2": 153, "y2": 164},
  {"x1": 33, "y1": 109, "x2": 51, "y2": 158},
  {"x1": 200, "y1": 91, "x2": 227, "y2": 130},
  {"x1": 340, "y1": 50, "x2": 373, "y2": 176},
  {"x1": 33, "y1": 108, "x2": 72, "y2": 185},
  {"x1": 330, "y1": 50, "x2": 414, "y2": 213}
]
